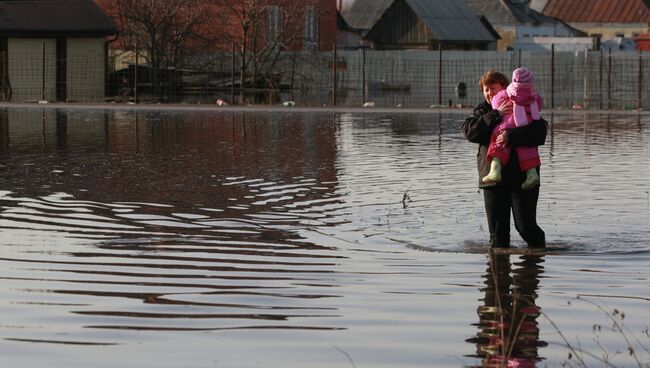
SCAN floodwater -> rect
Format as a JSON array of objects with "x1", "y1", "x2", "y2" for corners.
[{"x1": 1, "y1": 107, "x2": 649, "y2": 367}]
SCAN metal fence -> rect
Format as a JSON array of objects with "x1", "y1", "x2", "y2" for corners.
[
  {"x1": 306, "y1": 49, "x2": 650, "y2": 110},
  {"x1": 2, "y1": 49, "x2": 648, "y2": 110}
]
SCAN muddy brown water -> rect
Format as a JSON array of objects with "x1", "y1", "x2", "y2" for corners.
[{"x1": 1, "y1": 107, "x2": 649, "y2": 367}]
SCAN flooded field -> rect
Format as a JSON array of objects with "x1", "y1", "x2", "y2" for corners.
[{"x1": 1, "y1": 107, "x2": 649, "y2": 367}]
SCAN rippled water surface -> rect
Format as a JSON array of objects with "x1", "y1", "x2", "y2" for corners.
[{"x1": 1, "y1": 107, "x2": 649, "y2": 367}]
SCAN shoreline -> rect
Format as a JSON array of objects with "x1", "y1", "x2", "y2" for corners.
[{"x1": 1, "y1": 101, "x2": 648, "y2": 115}]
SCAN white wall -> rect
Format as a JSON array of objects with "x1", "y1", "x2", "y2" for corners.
[
  {"x1": 513, "y1": 37, "x2": 594, "y2": 51},
  {"x1": 517, "y1": 25, "x2": 556, "y2": 39},
  {"x1": 8, "y1": 38, "x2": 57, "y2": 102}
]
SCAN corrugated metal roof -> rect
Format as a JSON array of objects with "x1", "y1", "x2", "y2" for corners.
[
  {"x1": 405, "y1": 0, "x2": 497, "y2": 41},
  {"x1": 343, "y1": 0, "x2": 497, "y2": 41},
  {"x1": 464, "y1": 0, "x2": 518, "y2": 24},
  {"x1": 0, "y1": 0, "x2": 118, "y2": 35},
  {"x1": 543, "y1": 0, "x2": 650, "y2": 23},
  {"x1": 465, "y1": 0, "x2": 561, "y2": 25},
  {"x1": 341, "y1": 0, "x2": 394, "y2": 30}
]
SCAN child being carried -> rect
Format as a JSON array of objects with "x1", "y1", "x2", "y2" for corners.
[{"x1": 482, "y1": 67, "x2": 542, "y2": 190}]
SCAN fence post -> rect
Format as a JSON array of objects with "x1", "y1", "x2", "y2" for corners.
[
  {"x1": 290, "y1": 50, "x2": 296, "y2": 102},
  {"x1": 583, "y1": 49, "x2": 589, "y2": 109},
  {"x1": 332, "y1": 43, "x2": 337, "y2": 106},
  {"x1": 608, "y1": 47, "x2": 612, "y2": 110},
  {"x1": 42, "y1": 42, "x2": 46, "y2": 101},
  {"x1": 438, "y1": 43, "x2": 442, "y2": 106},
  {"x1": 362, "y1": 47, "x2": 366, "y2": 105},
  {"x1": 0, "y1": 51, "x2": 8, "y2": 101},
  {"x1": 231, "y1": 42, "x2": 235, "y2": 105},
  {"x1": 638, "y1": 50, "x2": 642, "y2": 110},
  {"x1": 134, "y1": 41, "x2": 138, "y2": 104},
  {"x1": 599, "y1": 49, "x2": 603, "y2": 109},
  {"x1": 550, "y1": 44, "x2": 554, "y2": 109}
]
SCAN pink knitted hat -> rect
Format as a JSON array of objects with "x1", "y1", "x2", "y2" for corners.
[{"x1": 512, "y1": 67, "x2": 534, "y2": 83}]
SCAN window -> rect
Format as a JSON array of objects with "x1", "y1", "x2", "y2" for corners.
[
  {"x1": 304, "y1": 6, "x2": 318, "y2": 51},
  {"x1": 267, "y1": 6, "x2": 282, "y2": 44}
]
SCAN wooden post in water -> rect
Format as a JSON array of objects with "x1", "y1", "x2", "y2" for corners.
[
  {"x1": 608, "y1": 47, "x2": 612, "y2": 110},
  {"x1": 550, "y1": 44, "x2": 555, "y2": 109},
  {"x1": 438, "y1": 43, "x2": 442, "y2": 106},
  {"x1": 231, "y1": 42, "x2": 235, "y2": 105},
  {"x1": 134, "y1": 41, "x2": 138, "y2": 104},
  {"x1": 332, "y1": 43, "x2": 337, "y2": 106},
  {"x1": 518, "y1": 48, "x2": 522, "y2": 68}
]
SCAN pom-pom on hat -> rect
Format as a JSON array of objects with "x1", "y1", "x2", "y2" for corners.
[{"x1": 512, "y1": 67, "x2": 534, "y2": 83}]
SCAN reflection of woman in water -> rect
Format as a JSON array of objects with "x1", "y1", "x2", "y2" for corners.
[{"x1": 466, "y1": 253, "x2": 547, "y2": 367}]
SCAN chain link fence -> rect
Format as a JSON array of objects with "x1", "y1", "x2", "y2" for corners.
[{"x1": 1, "y1": 49, "x2": 648, "y2": 110}]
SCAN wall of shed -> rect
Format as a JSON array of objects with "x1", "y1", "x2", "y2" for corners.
[
  {"x1": 8, "y1": 38, "x2": 57, "y2": 102},
  {"x1": 494, "y1": 27, "x2": 516, "y2": 50},
  {"x1": 367, "y1": 1, "x2": 435, "y2": 49},
  {"x1": 67, "y1": 38, "x2": 106, "y2": 102}
]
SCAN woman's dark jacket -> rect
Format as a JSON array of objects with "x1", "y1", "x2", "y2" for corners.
[{"x1": 461, "y1": 100, "x2": 548, "y2": 188}]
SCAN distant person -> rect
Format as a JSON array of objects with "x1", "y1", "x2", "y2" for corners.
[
  {"x1": 483, "y1": 67, "x2": 543, "y2": 190},
  {"x1": 461, "y1": 70, "x2": 547, "y2": 248}
]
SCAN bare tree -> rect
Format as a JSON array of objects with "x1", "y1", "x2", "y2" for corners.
[
  {"x1": 99, "y1": 0, "x2": 212, "y2": 97},
  {"x1": 207, "y1": 0, "x2": 323, "y2": 103}
]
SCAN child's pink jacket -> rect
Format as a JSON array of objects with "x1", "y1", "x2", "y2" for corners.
[{"x1": 487, "y1": 90, "x2": 541, "y2": 171}]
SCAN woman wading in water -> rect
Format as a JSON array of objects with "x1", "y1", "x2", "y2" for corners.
[{"x1": 461, "y1": 71, "x2": 547, "y2": 248}]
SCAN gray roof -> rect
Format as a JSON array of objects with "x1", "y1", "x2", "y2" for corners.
[
  {"x1": 0, "y1": 0, "x2": 118, "y2": 36},
  {"x1": 343, "y1": 0, "x2": 497, "y2": 42},
  {"x1": 464, "y1": 0, "x2": 560, "y2": 25},
  {"x1": 405, "y1": 0, "x2": 496, "y2": 41},
  {"x1": 342, "y1": 0, "x2": 393, "y2": 31}
]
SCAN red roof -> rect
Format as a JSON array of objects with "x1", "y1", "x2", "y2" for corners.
[{"x1": 543, "y1": 0, "x2": 650, "y2": 23}]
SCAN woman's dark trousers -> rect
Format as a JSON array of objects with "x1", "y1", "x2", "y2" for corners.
[{"x1": 483, "y1": 185, "x2": 546, "y2": 248}]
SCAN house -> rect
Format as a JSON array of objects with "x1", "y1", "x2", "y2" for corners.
[
  {"x1": 465, "y1": 0, "x2": 586, "y2": 51},
  {"x1": 0, "y1": 0, "x2": 118, "y2": 102},
  {"x1": 204, "y1": 0, "x2": 337, "y2": 52},
  {"x1": 340, "y1": 0, "x2": 498, "y2": 50},
  {"x1": 97, "y1": 0, "x2": 337, "y2": 53},
  {"x1": 534, "y1": 0, "x2": 650, "y2": 50},
  {"x1": 534, "y1": 0, "x2": 650, "y2": 41}
]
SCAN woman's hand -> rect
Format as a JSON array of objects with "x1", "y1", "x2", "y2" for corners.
[
  {"x1": 496, "y1": 100, "x2": 513, "y2": 117},
  {"x1": 496, "y1": 131, "x2": 509, "y2": 145}
]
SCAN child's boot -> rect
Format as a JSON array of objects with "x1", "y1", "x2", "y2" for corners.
[
  {"x1": 521, "y1": 168, "x2": 540, "y2": 190},
  {"x1": 482, "y1": 158, "x2": 502, "y2": 184}
]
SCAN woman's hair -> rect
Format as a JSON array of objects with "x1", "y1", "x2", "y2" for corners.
[{"x1": 479, "y1": 71, "x2": 509, "y2": 90}]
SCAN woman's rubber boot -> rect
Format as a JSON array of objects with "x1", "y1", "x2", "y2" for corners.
[
  {"x1": 482, "y1": 158, "x2": 502, "y2": 184},
  {"x1": 521, "y1": 168, "x2": 540, "y2": 190}
]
